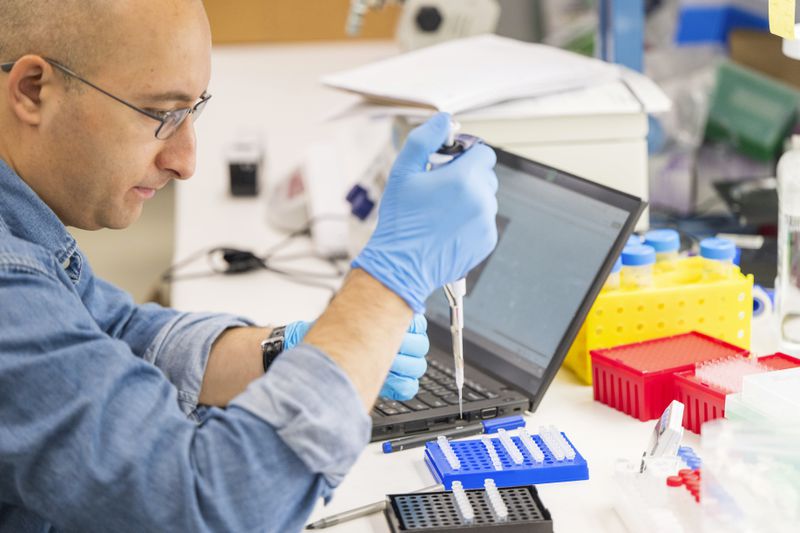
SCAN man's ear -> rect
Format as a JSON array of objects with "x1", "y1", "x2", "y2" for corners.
[{"x1": 5, "y1": 55, "x2": 55, "y2": 127}]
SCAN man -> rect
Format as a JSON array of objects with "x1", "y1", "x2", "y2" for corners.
[{"x1": 0, "y1": 1, "x2": 498, "y2": 531}]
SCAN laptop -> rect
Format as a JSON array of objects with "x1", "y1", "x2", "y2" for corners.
[{"x1": 370, "y1": 147, "x2": 646, "y2": 441}]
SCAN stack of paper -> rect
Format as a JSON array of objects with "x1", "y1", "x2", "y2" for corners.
[{"x1": 321, "y1": 34, "x2": 622, "y2": 114}]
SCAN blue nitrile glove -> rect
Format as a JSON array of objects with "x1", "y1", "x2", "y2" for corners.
[
  {"x1": 282, "y1": 315, "x2": 429, "y2": 400},
  {"x1": 380, "y1": 313, "x2": 429, "y2": 400},
  {"x1": 351, "y1": 112, "x2": 498, "y2": 313}
]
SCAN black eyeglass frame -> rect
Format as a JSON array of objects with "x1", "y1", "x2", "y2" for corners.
[{"x1": 0, "y1": 57, "x2": 211, "y2": 140}]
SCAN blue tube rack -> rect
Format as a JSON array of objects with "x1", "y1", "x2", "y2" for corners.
[{"x1": 424, "y1": 431, "x2": 589, "y2": 490}]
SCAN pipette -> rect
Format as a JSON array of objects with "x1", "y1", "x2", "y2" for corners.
[
  {"x1": 443, "y1": 279, "x2": 466, "y2": 418},
  {"x1": 427, "y1": 120, "x2": 478, "y2": 420}
]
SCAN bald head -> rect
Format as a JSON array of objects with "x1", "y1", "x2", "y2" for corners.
[
  {"x1": 0, "y1": 1, "x2": 108, "y2": 75},
  {"x1": 0, "y1": 0, "x2": 206, "y2": 76}
]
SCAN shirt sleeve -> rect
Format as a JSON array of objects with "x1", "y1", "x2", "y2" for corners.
[
  {"x1": 0, "y1": 265, "x2": 371, "y2": 532},
  {"x1": 75, "y1": 259, "x2": 254, "y2": 415}
]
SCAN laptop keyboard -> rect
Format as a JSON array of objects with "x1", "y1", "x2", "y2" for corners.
[{"x1": 373, "y1": 359, "x2": 500, "y2": 416}]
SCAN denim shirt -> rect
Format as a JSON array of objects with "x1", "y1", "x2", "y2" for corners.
[{"x1": 0, "y1": 160, "x2": 371, "y2": 532}]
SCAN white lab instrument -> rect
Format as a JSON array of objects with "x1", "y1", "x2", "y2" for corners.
[
  {"x1": 641, "y1": 400, "x2": 684, "y2": 472},
  {"x1": 345, "y1": 0, "x2": 500, "y2": 52}
]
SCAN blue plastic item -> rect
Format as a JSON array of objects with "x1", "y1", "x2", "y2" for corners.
[
  {"x1": 424, "y1": 431, "x2": 589, "y2": 489},
  {"x1": 627, "y1": 235, "x2": 642, "y2": 246},
  {"x1": 481, "y1": 415, "x2": 526, "y2": 433},
  {"x1": 644, "y1": 229, "x2": 680, "y2": 253},
  {"x1": 598, "y1": 0, "x2": 644, "y2": 72},
  {"x1": 675, "y1": 5, "x2": 768, "y2": 46},
  {"x1": 700, "y1": 238, "x2": 736, "y2": 261},
  {"x1": 621, "y1": 244, "x2": 656, "y2": 266},
  {"x1": 678, "y1": 445, "x2": 702, "y2": 470}
]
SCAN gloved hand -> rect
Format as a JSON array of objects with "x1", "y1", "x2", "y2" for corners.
[
  {"x1": 351, "y1": 112, "x2": 498, "y2": 313},
  {"x1": 282, "y1": 315, "x2": 429, "y2": 400}
]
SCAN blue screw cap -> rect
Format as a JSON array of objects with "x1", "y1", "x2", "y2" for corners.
[
  {"x1": 627, "y1": 234, "x2": 642, "y2": 246},
  {"x1": 644, "y1": 229, "x2": 680, "y2": 253},
  {"x1": 622, "y1": 244, "x2": 656, "y2": 266},
  {"x1": 700, "y1": 238, "x2": 736, "y2": 261}
]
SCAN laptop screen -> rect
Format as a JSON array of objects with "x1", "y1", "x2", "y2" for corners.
[{"x1": 425, "y1": 149, "x2": 644, "y2": 409}]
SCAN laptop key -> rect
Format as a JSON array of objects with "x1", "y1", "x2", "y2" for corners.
[
  {"x1": 464, "y1": 390, "x2": 484, "y2": 402},
  {"x1": 441, "y1": 394, "x2": 462, "y2": 405},
  {"x1": 417, "y1": 393, "x2": 448, "y2": 408},
  {"x1": 484, "y1": 391, "x2": 500, "y2": 399},
  {"x1": 466, "y1": 380, "x2": 487, "y2": 393},
  {"x1": 402, "y1": 399, "x2": 431, "y2": 411}
]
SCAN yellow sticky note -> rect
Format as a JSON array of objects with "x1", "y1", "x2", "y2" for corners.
[{"x1": 770, "y1": 0, "x2": 796, "y2": 39}]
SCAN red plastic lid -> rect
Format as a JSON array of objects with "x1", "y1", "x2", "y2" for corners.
[
  {"x1": 667, "y1": 476, "x2": 683, "y2": 487},
  {"x1": 759, "y1": 353, "x2": 800, "y2": 371},
  {"x1": 591, "y1": 332, "x2": 748, "y2": 372},
  {"x1": 678, "y1": 469, "x2": 694, "y2": 479}
]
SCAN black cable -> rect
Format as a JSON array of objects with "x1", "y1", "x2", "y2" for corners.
[{"x1": 159, "y1": 215, "x2": 353, "y2": 297}]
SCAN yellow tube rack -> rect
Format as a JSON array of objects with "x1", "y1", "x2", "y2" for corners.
[{"x1": 563, "y1": 256, "x2": 754, "y2": 384}]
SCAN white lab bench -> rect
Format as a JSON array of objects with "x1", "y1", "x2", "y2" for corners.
[{"x1": 173, "y1": 42, "x2": 691, "y2": 532}]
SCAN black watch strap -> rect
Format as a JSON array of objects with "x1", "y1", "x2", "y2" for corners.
[{"x1": 260, "y1": 326, "x2": 286, "y2": 373}]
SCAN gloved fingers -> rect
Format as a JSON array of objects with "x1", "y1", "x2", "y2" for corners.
[
  {"x1": 379, "y1": 373, "x2": 420, "y2": 401},
  {"x1": 449, "y1": 144, "x2": 499, "y2": 192},
  {"x1": 407, "y1": 313, "x2": 428, "y2": 334},
  {"x1": 282, "y1": 320, "x2": 312, "y2": 351},
  {"x1": 390, "y1": 351, "x2": 428, "y2": 379},
  {"x1": 398, "y1": 330, "x2": 429, "y2": 358},
  {"x1": 392, "y1": 112, "x2": 451, "y2": 175}
]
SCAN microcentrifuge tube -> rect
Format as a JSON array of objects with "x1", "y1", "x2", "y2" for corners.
[
  {"x1": 519, "y1": 428, "x2": 545, "y2": 463},
  {"x1": 481, "y1": 435, "x2": 503, "y2": 470},
  {"x1": 451, "y1": 481, "x2": 474, "y2": 524},
  {"x1": 484, "y1": 479, "x2": 508, "y2": 522},
  {"x1": 497, "y1": 429, "x2": 524, "y2": 465},
  {"x1": 438, "y1": 435, "x2": 461, "y2": 470}
]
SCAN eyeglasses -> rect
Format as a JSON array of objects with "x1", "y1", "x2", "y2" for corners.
[{"x1": 0, "y1": 57, "x2": 211, "y2": 140}]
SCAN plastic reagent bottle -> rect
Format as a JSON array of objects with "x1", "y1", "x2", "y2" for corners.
[
  {"x1": 699, "y1": 238, "x2": 736, "y2": 280},
  {"x1": 621, "y1": 244, "x2": 656, "y2": 288},
  {"x1": 604, "y1": 256, "x2": 622, "y2": 291},
  {"x1": 776, "y1": 135, "x2": 800, "y2": 349},
  {"x1": 645, "y1": 229, "x2": 680, "y2": 268}
]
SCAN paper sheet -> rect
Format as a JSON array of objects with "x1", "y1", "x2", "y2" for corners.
[{"x1": 321, "y1": 34, "x2": 620, "y2": 114}]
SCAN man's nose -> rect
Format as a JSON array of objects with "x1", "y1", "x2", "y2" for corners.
[{"x1": 155, "y1": 119, "x2": 197, "y2": 180}]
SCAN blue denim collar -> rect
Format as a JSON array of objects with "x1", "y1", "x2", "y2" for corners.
[{"x1": 0, "y1": 158, "x2": 78, "y2": 266}]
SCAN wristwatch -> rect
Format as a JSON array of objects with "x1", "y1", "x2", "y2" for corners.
[{"x1": 260, "y1": 326, "x2": 286, "y2": 372}]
